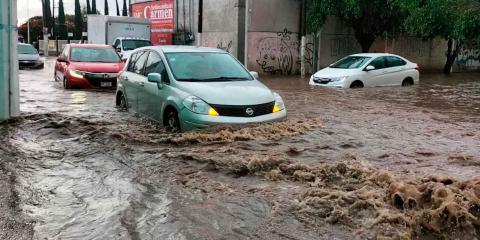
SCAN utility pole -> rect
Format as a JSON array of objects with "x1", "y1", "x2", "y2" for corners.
[
  {"x1": 300, "y1": 0, "x2": 306, "y2": 78},
  {"x1": 27, "y1": 0, "x2": 31, "y2": 43}
]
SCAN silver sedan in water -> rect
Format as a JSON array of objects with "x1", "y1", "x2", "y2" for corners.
[{"x1": 116, "y1": 46, "x2": 287, "y2": 132}]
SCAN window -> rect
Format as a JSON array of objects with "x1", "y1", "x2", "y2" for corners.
[
  {"x1": 113, "y1": 39, "x2": 120, "y2": 49},
  {"x1": 70, "y1": 47, "x2": 120, "y2": 63},
  {"x1": 330, "y1": 56, "x2": 372, "y2": 69},
  {"x1": 127, "y1": 52, "x2": 139, "y2": 72},
  {"x1": 370, "y1": 57, "x2": 387, "y2": 70},
  {"x1": 17, "y1": 44, "x2": 38, "y2": 54},
  {"x1": 122, "y1": 40, "x2": 152, "y2": 51},
  {"x1": 386, "y1": 56, "x2": 407, "y2": 67},
  {"x1": 133, "y1": 51, "x2": 149, "y2": 75},
  {"x1": 164, "y1": 52, "x2": 253, "y2": 82},
  {"x1": 144, "y1": 52, "x2": 170, "y2": 83},
  {"x1": 60, "y1": 45, "x2": 68, "y2": 59}
]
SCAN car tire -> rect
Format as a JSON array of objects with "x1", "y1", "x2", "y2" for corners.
[
  {"x1": 402, "y1": 78, "x2": 414, "y2": 87},
  {"x1": 63, "y1": 78, "x2": 71, "y2": 90},
  {"x1": 350, "y1": 80, "x2": 364, "y2": 89},
  {"x1": 117, "y1": 93, "x2": 128, "y2": 110},
  {"x1": 164, "y1": 109, "x2": 181, "y2": 133}
]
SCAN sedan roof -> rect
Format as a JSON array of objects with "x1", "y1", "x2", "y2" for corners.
[
  {"x1": 69, "y1": 44, "x2": 113, "y2": 48},
  {"x1": 350, "y1": 53, "x2": 396, "y2": 57}
]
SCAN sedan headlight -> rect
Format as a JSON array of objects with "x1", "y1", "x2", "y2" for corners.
[
  {"x1": 330, "y1": 76, "x2": 347, "y2": 82},
  {"x1": 182, "y1": 96, "x2": 219, "y2": 116},
  {"x1": 273, "y1": 92, "x2": 285, "y2": 113},
  {"x1": 69, "y1": 69, "x2": 85, "y2": 78}
]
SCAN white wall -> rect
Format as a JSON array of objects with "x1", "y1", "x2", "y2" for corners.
[{"x1": 0, "y1": 0, "x2": 19, "y2": 121}]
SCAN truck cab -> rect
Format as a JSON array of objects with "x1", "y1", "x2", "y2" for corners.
[{"x1": 113, "y1": 37, "x2": 152, "y2": 60}]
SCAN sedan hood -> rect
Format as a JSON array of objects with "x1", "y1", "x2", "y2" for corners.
[
  {"x1": 177, "y1": 80, "x2": 275, "y2": 105},
  {"x1": 69, "y1": 62, "x2": 125, "y2": 73},
  {"x1": 314, "y1": 67, "x2": 359, "y2": 78}
]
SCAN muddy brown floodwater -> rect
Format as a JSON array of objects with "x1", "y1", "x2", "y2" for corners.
[{"x1": 0, "y1": 58, "x2": 479, "y2": 239}]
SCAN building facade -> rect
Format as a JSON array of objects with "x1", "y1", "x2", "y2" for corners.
[{"x1": 131, "y1": 0, "x2": 480, "y2": 75}]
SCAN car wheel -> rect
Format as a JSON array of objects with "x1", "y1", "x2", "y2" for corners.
[
  {"x1": 402, "y1": 78, "x2": 414, "y2": 87},
  {"x1": 117, "y1": 93, "x2": 128, "y2": 110},
  {"x1": 350, "y1": 80, "x2": 364, "y2": 89},
  {"x1": 165, "y1": 109, "x2": 181, "y2": 133}
]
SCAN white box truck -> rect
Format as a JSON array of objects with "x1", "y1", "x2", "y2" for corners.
[{"x1": 87, "y1": 15, "x2": 151, "y2": 45}]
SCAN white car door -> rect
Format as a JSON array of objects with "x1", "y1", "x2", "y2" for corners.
[
  {"x1": 364, "y1": 57, "x2": 389, "y2": 87},
  {"x1": 385, "y1": 56, "x2": 408, "y2": 86}
]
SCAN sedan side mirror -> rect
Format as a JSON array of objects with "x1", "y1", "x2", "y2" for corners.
[
  {"x1": 147, "y1": 73, "x2": 163, "y2": 89},
  {"x1": 57, "y1": 56, "x2": 66, "y2": 62},
  {"x1": 250, "y1": 71, "x2": 259, "y2": 79},
  {"x1": 365, "y1": 65, "x2": 375, "y2": 71},
  {"x1": 115, "y1": 47, "x2": 121, "y2": 53}
]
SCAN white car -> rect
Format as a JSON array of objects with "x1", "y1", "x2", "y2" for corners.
[
  {"x1": 309, "y1": 53, "x2": 419, "y2": 88},
  {"x1": 17, "y1": 43, "x2": 44, "y2": 69},
  {"x1": 112, "y1": 37, "x2": 152, "y2": 60}
]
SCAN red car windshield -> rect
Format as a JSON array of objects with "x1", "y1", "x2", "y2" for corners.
[{"x1": 70, "y1": 47, "x2": 120, "y2": 63}]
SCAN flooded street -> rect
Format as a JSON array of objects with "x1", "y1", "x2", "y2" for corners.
[{"x1": 1, "y1": 58, "x2": 479, "y2": 239}]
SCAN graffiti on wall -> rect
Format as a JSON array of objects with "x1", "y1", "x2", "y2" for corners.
[
  {"x1": 217, "y1": 40, "x2": 233, "y2": 53},
  {"x1": 456, "y1": 48, "x2": 480, "y2": 69},
  {"x1": 254, "y1": 28, "x2": 313, "y2": 75}
]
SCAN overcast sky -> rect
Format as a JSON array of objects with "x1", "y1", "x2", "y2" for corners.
[{"x1": 17, "y1": 0, "x2": 129, "y2": 26}]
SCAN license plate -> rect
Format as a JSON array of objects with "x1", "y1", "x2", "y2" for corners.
[{"x1": 101, "y1": 82, "x2": 112, "y2": 87}]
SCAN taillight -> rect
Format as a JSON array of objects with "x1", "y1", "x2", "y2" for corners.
[{"x1": 415, "y1": 64, "x2": 420, "y2": 70}]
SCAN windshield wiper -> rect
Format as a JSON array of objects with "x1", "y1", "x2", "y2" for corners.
[{"x1": 202, "y1": 77, "x2": 251, "y2": 81}]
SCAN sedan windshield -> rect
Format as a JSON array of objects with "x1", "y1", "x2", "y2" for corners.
[
  {"x1": 70, "y1": 47, "x2": 120, "y2": 63},
  {"x1": 122, "y1": 40, "x2": 152, "y2": 51},
  {"x1": 18, "y1": 44, "x2": 38, "y2": 54},
  {"x1": 165, "y1": 52, "x2": 253, "y2": 82},
  {"x1": 330, "y1": 56, "x2": 371, "y2": 69}
]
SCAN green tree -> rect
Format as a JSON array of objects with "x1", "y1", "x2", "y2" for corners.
[
  {"x1": 58, "y1": 0, "x2": 68, "y2": 39},
  {"x1": 116, "y1": 0, "x2": 120, "y2": 16},
  {"x1": 104, "y1": 0, "x2": 109, "y2": 15},
  {"x1": 92, "y1": 0, "x2": 97, "y2": 14},
  {"x1": 74, "y1": 0, "x2": 83, "y2": 39},
  {"x1": 402, "y1": 0, "x2": 480, "y2": 73},
  {"x1": 307, "y1": 0, "x2": 407, "y2": 52},
  {"x1": 43, "y1": 0, "x2": 53, "y2": 36},
  {"x1": 86, "y1": 0, "x2": 91, "y2": 14},
  {"x1": 122, "y1": 0, "x2": 128, "y2": 16}
]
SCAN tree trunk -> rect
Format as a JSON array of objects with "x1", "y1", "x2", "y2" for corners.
[
  {"x1": 443, "y1": 39, "x2": 461, "y2": 74},
  {"x1": 354, "y1": 31, "x2": 376, "y2": 53}
]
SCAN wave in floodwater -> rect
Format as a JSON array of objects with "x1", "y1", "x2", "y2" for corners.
[{"x1": 2, "y1": 112, "x2": 479, "y2": 239}]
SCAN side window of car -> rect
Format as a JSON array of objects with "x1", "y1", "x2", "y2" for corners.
[
  {"x1": 370, "y1": 57, "x2": 387, "y2": 70},
  {"x1": 144, "y1": 52, "x2": 170, "y2": 84},
  {"x1": 113, "y1": 39, "x2": 120, "y2": 49},
  {"x1": 61, "y1": 46, "x2": 68, "y2": 59},
  {"x1": 387, "y1": 56, "x2": 407, "y2": 68},
  {"x1": 133, "y1": 51, "x2": 149, "y2": 76},
  {"x1": 127, "y1": 52, "x2": 139, "y2": 72}
]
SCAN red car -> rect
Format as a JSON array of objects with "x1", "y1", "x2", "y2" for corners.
[{"x1": 54, "y1": 44, "x2": 125, "y2": 89}]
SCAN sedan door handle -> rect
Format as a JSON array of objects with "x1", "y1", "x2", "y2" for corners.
[{"x1": 139, "y1": 82, "x2": 145, "y2": 87}]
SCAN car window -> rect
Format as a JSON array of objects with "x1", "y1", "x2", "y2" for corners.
[
  {"x1": 386, "y1": 56, "x2": 407, "y2": 67},
  {"x1": 133, "y1": 51, "x2": 149, "y2": 75},
  {"x1": 164, "y1": 52, "x2": 253, "y2": 82},
  {"x1": 144, "y1": 52, "x2": 170, "y2": 83},
  {"x1": 17, "y1": 44, "x2": 38, "y2": 54},
  {"x1": 370, "y1": 57, "x2": 387, "y2": 70},
  {"x1": 70, "y1": 47, "x2": 120, "y2": 63},
  {"x1": 122, "y1": 40, "x2": 152, "y2": 51},
  {"x1": 60, "y1": 45, "x2": 68, "y2": 59},
  {"x1": 127, "y1": 52, "x2": 139, "y2": 72},
  {"x1": 330, "y1": 56, "x2": 372, "y2": 69}
]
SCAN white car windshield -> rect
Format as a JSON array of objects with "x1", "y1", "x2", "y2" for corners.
[
  {"x1": 165, "y1": 52, "x2": 253, "y2": 82},
  {"x1": 330, "y1": 56, "x2": 371, "y2": 69},
  {"x1": 18, "y1": 44, "x2": 38, "y2": 54}
]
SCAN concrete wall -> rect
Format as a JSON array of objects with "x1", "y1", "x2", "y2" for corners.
[
  {"x1": 200, "y1": 0, "x2": 239, "y2": 56},
  {"x1": 246, "y1": 0, "x2": 304, "y2": 75},
  {"x1": 0, "y1": 0, "x2": 19, "y2": 121}
]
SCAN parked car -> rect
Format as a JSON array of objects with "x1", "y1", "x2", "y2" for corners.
[
  {"x1": 112, "y1": 37, "x2": 152, "y2": 60},
  {"x1": 17, "y1": 43, "x2": 44, "y2": 69},
  {"x1": 309, "y1": 53, "x2": 419, "y2": 88},
  {"x1": 116, "y1": 46, "x2": 287, "y2": 132},
  {"x1": 54, "y1": 44, "x2": 125, "y2": 89}
]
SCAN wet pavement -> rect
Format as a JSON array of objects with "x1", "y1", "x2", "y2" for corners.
[{"x1": 1, "y1": 58, "x2": 479, "y2": 239}]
